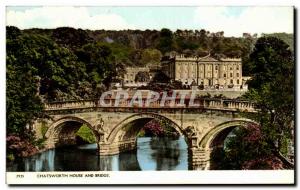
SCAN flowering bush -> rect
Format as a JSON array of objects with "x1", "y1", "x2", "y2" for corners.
[
  {"x1": 6, "y1": 134, "x2": 39, "y2": 158},
  {"x1": 211, "y1": 123, "x2": 286, "y2": 170},
  {"x1": 242, "y1": 156, "x2": 284, "y2": 170},
  {"x1": 143, "y1": 120, "x2": 164, "y2": 137},
  {"x1": 242, "y1": 123, "x2": 262, "y2": 142},
  {"x1": 142, "y1": 119, "x2": 179, "y2": 137}
]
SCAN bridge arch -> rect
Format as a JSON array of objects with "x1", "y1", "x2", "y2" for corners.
[
  {"x1": 106, "y1": 112, "x2": 186, "y2": 143},
  {"x1": 45, "y1": 116, "x2": 100, "y2": 148},
  {"x1": 199, "y1": 119, "x2": 258, "y2": 149}
]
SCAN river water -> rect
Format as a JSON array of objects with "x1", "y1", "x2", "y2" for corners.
[{"x1": 7, "y1": 137, "x2": 188, "y2": 171}]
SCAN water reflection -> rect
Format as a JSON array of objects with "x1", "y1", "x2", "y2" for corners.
[
  {"x1": 138, "y1": 137, "x2": 188, "y2": 170},
  {"x1": 7, "y1": 137, "x2": 188, "y2": 171}
]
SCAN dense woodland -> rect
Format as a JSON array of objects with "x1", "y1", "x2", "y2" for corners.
[
  {"x1": 7, "y1": 26, "x2": 293, "y2": 101},
  {"x1": 6, "y1": 26, "x2": 294, "y2": 169}
]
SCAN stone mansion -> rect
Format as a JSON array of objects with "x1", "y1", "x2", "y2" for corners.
[
  {"x1": 122, "y1": 54, "x2": 248, "y2": 90},
  {"x1": 161, "y1": 54, "x2": 247, "y2": 89}
]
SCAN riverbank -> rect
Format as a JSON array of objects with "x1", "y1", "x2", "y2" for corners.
[
  {"x1": 6, "y1": 134, "x2": 46, "y2": 163},
  {"x1": 7, "y1": 124, "x2": 97, "y2": 162}
]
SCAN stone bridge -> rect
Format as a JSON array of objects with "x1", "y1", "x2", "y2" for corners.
[{"x1": 32, "y1": 97, "x2": 258, "y2": 170}]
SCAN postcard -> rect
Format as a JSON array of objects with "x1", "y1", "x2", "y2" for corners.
[{"x1": 6, "y1": 6, "x2": 295, "y2": 185}]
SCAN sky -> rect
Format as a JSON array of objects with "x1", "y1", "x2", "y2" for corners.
[{"x1": 6, "y1": 6, "x2": 294, "y2": 37}]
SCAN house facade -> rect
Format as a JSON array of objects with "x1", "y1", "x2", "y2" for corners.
[{"x1": 161, "y1": 54, "x2": 247, "y2": 89}]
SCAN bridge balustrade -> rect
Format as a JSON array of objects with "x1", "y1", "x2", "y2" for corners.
[{"x1": 44, "y1": 98, "x2": 256, "y2": 112}]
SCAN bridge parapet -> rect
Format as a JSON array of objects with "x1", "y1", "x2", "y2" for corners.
[
  {"x1": 44, "y1": 98, "x2": 257, "y2": 112},
  {"x1": 44, "y1": 99, "x2": 97, "y2": 110}
]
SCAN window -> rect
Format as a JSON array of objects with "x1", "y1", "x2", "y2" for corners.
[
  {"x1": 230, "y1": 79, "x2": 233, "y2": 84},
  {"x1": 237, "y1": 79, "x2": 239, "y2": 84},
  {"x1": 236, "y1": 73, "x2": 239, "y2": 77},
  {"x1": 215, "y1": 65, "x2": 218, "y2": 70},
  {"x1": 224, "y1": 74, "x2": 226, "y2": 77},
  {"x1": 230, "y1": 73, "x2": 233, "y2": 77},
  {"x1": 236, "y1": 66, "x2": 239, "y2": 70},
  {"x1": 230, "y1": 67, "x2": 233, "y2": 70}
]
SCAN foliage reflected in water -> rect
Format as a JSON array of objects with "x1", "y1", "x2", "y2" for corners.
[{"x1": 150, "y1": 137, "x2": 181, "y2": 170}]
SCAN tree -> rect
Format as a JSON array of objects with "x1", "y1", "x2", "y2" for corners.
[
  {"x1": 150, "y1": 71, "x2": 170, "y2": 83},
  {"x1": 6, "y1": 29, "x2": 73, "y2": 135},
  {"x1": 156, "y1": 28, "x2": 175, "y2": 54},
  {"x1": 211, "y1": 124, "x2": 285, "y2": 170},
  {"x1": 51, "y1": 27, "x2": 92, "y2": 50},
  {"x1": 6, "y1": 26, "x2": 21, "y2": 40},
  {"x1": 77, "y1": 43, "x2": 113, "y2": 88},
  {"x1": 240, "y1": 34, "x2": 257, "y2": 76},
  {"x1": 175, "y1": 36, "x2": 199, "y2": 53},
  {"x1": 6, "y1": 27, "x2": 86, "y2": 137},
  {"x1": 140, "y1": 48, "x2": 162, "y2": 66},
  {"x1": 211, "y1": 36, "x2": 294, "y2": 170},
  {"x1": 6, "y1": 63, "x2": 44, "y2": 136},
  {"x1": 245, "y1": 37, "x2": 294, "y2": 167},
  {"x1": 8, "y1": 33, "x2": 86, "y2": 100},
  {"x1": 129, "y1": 49, "x2": 143, "y2": 66},
  {"x1": 262, "y1": 33, "x2": 294, "y2": 52},
  {"x1": 6, "y1": 31, "x2": 44, "y2": 136}
]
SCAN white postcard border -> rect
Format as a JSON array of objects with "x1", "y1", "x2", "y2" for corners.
[
  {"x1": 2, "y1": 0, "x2": 298, "y2": 187},
  {"x1": 6, "y1": 170, "x2": 294, "y2": 184}
]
